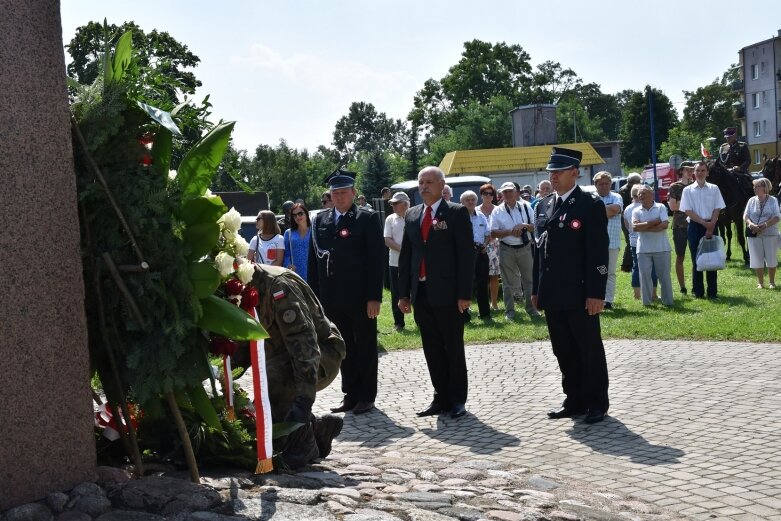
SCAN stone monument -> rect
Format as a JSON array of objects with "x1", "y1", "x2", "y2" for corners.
[{"x1": 0, "y1": 0, "x2": 96, "y2": 509}]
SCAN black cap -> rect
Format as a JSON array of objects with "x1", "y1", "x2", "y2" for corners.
[
  {"x1": 723, "y1": 127, "x2": 737, "y2": 137},
  {"x1": 546, "y1": 147, "x2": 583, "y2": 171},
  {"x1": 282, "y1": 200, "x2": 294, "y2": 212},
  {"x1": 679, "y1": 160, "x2": 696, "y2": 169},
  {"x1": 325, "y1": 168, "x2": 357, "y2": 189}
]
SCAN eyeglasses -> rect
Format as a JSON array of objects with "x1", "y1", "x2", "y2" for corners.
[
  {"x1": 292, "y1": 211, "x2": 306, "y2": 217},
  {"x1": 481, "y1": 192, "x2": 494, "y2": 196}
]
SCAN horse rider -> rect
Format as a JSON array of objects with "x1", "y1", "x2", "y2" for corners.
[{"x1": 721, "y1": 127, "x2": 752, "y2": 182}]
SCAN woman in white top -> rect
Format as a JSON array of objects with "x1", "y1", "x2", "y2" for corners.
[
  {"x1": 743, "y1": 178, "x2": 781, "y2": 288},
  {"x1": 478, "y1": 183, "x2": 500, "y2": 311},
  {"x1": 248, "y1": 210, "x2": 285, "y2": 266}
]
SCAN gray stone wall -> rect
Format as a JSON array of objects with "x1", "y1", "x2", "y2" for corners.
[{"x1": 0, "y1": 0, "x2": 96, "y2": 509}]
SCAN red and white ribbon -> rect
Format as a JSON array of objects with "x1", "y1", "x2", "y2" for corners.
[
  {"x1": 222, "y1": 355, "x2": 235, "y2": 421},
  {"x1": 249, "y1": 307, "x2": 273, "y2": 473}
]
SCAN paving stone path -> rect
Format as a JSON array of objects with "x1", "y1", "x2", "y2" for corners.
[{"x1": 310, "y1": 340, "x2": 781, "y2": 521}]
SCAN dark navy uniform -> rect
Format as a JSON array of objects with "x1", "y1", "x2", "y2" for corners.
[
  {"x1": 309, "y1": 202, "x2": 384, "y2": 407},
  {"x1": 533, "y1": 150, "x2": 610, "y2": 420},
  {"x1": 723, "y1": 140, "x2": 751, "y2": 174}
]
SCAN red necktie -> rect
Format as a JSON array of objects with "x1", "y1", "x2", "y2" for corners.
[{"x1": 419, "y1": 205, "x2": 432, "y2": 278}]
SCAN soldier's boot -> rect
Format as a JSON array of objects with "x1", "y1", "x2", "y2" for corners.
[
  {"x1": 312, "y1": 414, "x2": 343, "y2": 458},
  {"x1": 280, "y1": 423, "x2": 319, "y2": 470}
]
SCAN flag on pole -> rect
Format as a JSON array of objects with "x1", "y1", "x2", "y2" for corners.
[{"x1": 700, "y1": 143, "x2": 711, "y2": 159}]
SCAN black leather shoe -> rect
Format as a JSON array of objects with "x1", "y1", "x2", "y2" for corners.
[
  {"x1": 584, "y1": 408, "x2": 606, "y2": 424},
  {"x1": 450, "y1": 403, "x2": 466, "y2": 418},
  {"x1": 416, "y1": 402, "x2": 446, "y2": 417},
  {"x1": 330, "y1": 398, "x2": 356, "y2": 413},
  {"x1": 352, "y1": 401, "x2": 375, "y2": 414},
  {"x1": 547, "y1": 406, "x2": 586, "y2": 419}
]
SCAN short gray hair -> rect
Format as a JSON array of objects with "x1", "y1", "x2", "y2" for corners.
[
  {"x1": 418, "y1": 166, "x2": 445, "y2": 182},
  {"x1": 538, "y1": 180, "x2": 552, "y2": 190},
  {"x1": 631, "y1": 184, "x2": 643, "y2": 197},
  {"x1": 627, "y1": 173, "x2": 642, "y2": 184},
  {"x1": 460, "y1": 190, "x2": 478, "y2": 203},
  {"x1": 593, "y1": 171, "x2": 612, "y2": 184}
]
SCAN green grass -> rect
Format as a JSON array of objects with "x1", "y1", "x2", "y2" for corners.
[{"x1": 376, "y1": 232, "x2": 781, "y2": 350}]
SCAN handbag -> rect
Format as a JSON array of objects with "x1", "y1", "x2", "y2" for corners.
[
  {"x1": 696, "y1": 236, "x2": 726, "y2": 271},
  {"x1": 745, "y1": 197, "x2": 768, "y2": 238}
]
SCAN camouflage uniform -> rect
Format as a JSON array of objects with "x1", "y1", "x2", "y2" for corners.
[{"x1": 246, "y1": 264, "x2": 346, "y2": 467}]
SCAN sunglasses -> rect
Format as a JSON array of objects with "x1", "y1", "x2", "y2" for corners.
[
  {"x1": 481, "y1": 192, "x2": 494, "y2": 196},
  {"x1": 292, "y1": 211, "x2": 306, "y2": 217}
]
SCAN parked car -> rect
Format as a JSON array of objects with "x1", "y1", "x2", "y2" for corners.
[
  {"x1": 640, "y1": 164, "x2": 677, "y2": 204},
  {"x1": 390, "y1": 175, "x2": 491, "y2": 206},
  {"x1": 611, "y1": 176, "x2": 628, "y2": 192}
]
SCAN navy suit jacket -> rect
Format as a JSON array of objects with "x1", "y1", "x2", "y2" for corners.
[
  {"x1": 532, "y1": 186, "x2": 609, "y2": 311},
  {"x1": 398, "y1": 200, "x2": 474, "y2": 307}
]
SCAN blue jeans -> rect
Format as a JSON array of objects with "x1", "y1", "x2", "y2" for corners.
[{"x1": 687, "y1": 222, "x2": 718, "y2": 298}]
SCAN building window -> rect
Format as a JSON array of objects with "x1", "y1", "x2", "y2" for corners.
[
  {"x1": 755, "y1": 150, "x2": 761, "y2": 164},
  {"x1": 751, "y1": 64, "x2": 759, "y2": 79},
  {"x1": 594, "y1": 146, "x2": 613, "y2": 159},
  {"x1": 763, "y1": 120, "x2": 767, "y2": 135},
  {"x1": 753, "y1": 121, "x2": 761, "y2": 137},
  {"x1": 753, "y1": 92, "x2": 760, "y2": 108}
]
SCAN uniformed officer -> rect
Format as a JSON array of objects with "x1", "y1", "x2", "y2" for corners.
[
  {"x1": 308, "y1": 168, "x2": 385, "y2": 415},
  {"x1": 531, "y1": 147, "x2": 611, "y2": 424},
  {"x1": 721, "y1": 127, "x2": 751, "y2": 178},
  {"x1": 235, "y1": 263, "x2": 347, "y2": 468}
]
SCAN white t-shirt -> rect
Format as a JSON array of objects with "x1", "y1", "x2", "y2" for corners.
[
  {"x1": 490, "y1": 201, "x2": 535, "y2": 246},
  {"x1": 249, "y1": 234, "x2": 285, "y2": 264},
  {"x1": 384, "y1": 213, "x2": 406, "y2": 267},
  {"x1": 632, "y1": 203, "x2": 670, "y2": 254}
]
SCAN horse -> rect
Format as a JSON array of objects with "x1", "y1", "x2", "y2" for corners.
[
  {"x1": 761, "y1": 155, "x2": 781, "y2": 197},
  {"x1": 707, "y1": 160, "x2": 751, "y2": 265}
]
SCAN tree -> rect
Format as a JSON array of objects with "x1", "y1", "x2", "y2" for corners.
[
  {"x1": 556, "y1": 96, "x2": 607, "y2": 143},
  {"x1": 659, "y1": 126, "x2": 708, "y2": 161},
  {"x1": 530, "y1": 60, "x2": 581, "y2": 104},
  {"x1": 66, "y1": 21, "x2": 201, "y2": 98},
  {"x1": 619, "y1": 87, "x2": 679, "y2": 167},
  {"x1": 361, "y1": 150, "x2": 393, "y2": 199},
  {"x1": 682, "y1": 66, "x2": 740, "y2": 141},
  {"x1": 332, "y1": 102, "x2": 407, "y2": 163}
]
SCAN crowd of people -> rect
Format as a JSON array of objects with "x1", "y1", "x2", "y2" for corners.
[{"x1": 242, "y1": 133, "x2": 780, "y2": 467}]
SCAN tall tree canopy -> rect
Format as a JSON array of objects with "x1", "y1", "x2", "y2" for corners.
[
  {"x1": 619, "y1": 87, "x2": 679, "y2": 167},
  {"x1": 682, "y1": 66, "x2": 740, "y2": 140},
  {"x1": 332, "y1": 102, "x2": 407, "y2": 163},
  {"x1": 66, "y1": 21, "x2": 201, "y2": 99}
]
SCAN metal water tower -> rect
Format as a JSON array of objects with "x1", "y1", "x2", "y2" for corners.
[{"x1": 510, "y1": 104, "x2": 557, "y2": 147}]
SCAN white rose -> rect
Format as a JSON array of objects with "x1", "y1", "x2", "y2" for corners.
[
  {"x1": 233, "y1": 235, "x2": 250, "y2": 257},
  {"x1": 215, "y1": 251, "x2": 235, "y2": 277},
  {"x1": 237, "y1": 262, "x2": 255, "y2": 285},
  {"x1": 168, "y1": 170, "x2": 177, "y2": 180},
  {"x1": 218, "y1": 207, "x2": 242, "y2": 233},
  {"x1": 222, "y1": 228, "x2": 237, "y2": 243}
]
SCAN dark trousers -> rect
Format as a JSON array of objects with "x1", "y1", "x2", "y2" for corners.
[
  {"x1": 413, "y1": 282, "x2": 468, "y2": 407},
  {"x1": 545, "y1": 309, "x2": 609, "y2": 412},
  {"x1": 388, "y1": 265, "x2": 405, "y2": 327},
  {"x1": 621, "y1": 223, "x2": 632, "y2": 270},
  {"x1": 687, "y1": 222, "x2": 718, "y2": 298},
  {"x1": 473, "y1": 251, "x2": 490, "y2": 318},
  {"x1": 326, "y1": 307, "x2": 378, "y2": 403}
]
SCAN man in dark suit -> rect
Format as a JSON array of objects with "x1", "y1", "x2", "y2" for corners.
[
  {"x1": 531, "y1": 147, "x2": 610, "y2": 424},
  {"x1": 309, "y1": 169, "x2": 384, "y2": 415},
  {"x1": 397, "y1": 166, "x2": 474, "y2": 419}
]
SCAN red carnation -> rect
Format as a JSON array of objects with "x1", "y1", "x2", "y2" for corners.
[
  {"x1": 210, "y1": 336, "x2": 236, "y2": 356},
  {"x1": 240, "y1": 286, "x2": 259, "y2": 310},
  {"x1": 225, "y1": 278, "x2": 244, "y2": 296}
]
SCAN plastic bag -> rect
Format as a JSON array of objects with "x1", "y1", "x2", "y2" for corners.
[{"x1": 696, "y1": 236, "x2": 726, "y2": 271}]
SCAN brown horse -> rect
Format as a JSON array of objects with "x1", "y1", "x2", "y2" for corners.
[
  {"x1": 761, "y1": 155, "x2": 781, "y2": 197},
  {"x1": 707, "y1": 160, "x2": 751, "y2": 265}
]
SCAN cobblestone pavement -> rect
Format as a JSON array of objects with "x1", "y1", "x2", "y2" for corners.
[{"x1": 311, "y1": 340, "x2": 781, "y2": 521}]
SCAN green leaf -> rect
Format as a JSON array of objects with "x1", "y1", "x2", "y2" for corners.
[
  {"x1": 188, "y1": 262, "x2": 221, "y2": 298},
  {"x1": 182, "y1": 222, "x2": 220, "y2": 260},
  {"x1": 186, "y1": 385, "x2": 222, "y2": 432},
  {"x1": 152, "y1": 128, "x2": 172, "y2": 176},
  {"x1": 181, "y1": 196, "x2": 228, "y2": 227},
  {"x1": 137, "y1": 102, "x2": 183, "y2": 137},
  {"x1": 272, "y1": 422, "x2": 304, "y2": 439},
  {"x1": 111, "y1": 31, "x2": 132, "y2": 82},
  {"x1": 225, "y1": 169, "x2": 254, "y2": 194},
  {"x1": 198, "y1": 295, "x2": 268, "y2": 341},
  {"x1": 178, "y1": 121, "x2": 235, "y2": 199},
  {"x1": 66, "y1": 76, "x2": 86, "y2": 95}
]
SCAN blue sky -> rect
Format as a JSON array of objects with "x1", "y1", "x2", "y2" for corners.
[{"x1": 61, "y1": 0, "x2": 781, "y2": 153}]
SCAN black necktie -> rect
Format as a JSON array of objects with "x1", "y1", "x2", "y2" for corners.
[{"x1": 554, "y1": 197, "x2": 563, "y2": 212}]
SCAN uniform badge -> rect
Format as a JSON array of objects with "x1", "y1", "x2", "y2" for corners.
[
  {"x1": 432, "y1": 220, "x2": 448, "y2": 230},
  {"x1": 570, "y1": 219, "x2": 582, "y2": 230},
  {"x1": 273, "y1": 290, "x2": 286, "y2": 300},
  {"x1": 282, "y1": 309, "x2": 297, "y2": 323},
  {"x1": 597, "y1": 265, "x2": 607, "y2": 275},
  {"x1": 339, "y1": 228, "x2": 350, "y2": 238}
]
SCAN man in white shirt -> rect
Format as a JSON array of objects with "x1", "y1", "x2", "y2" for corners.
[
  {"x1": 384, "y1": 192, "x2": 410, "y2": 331},
  {"x1": 679, "y1": 161, "x2": 726, "y2": 299},
  {"x1": 491, "y1": 182, "x2": 540, "y2": 320},
  {"x1": 632, "y1": 186, "x2": 673, "y2": 306},
  {"x1": 593, "y1": 172, "x2": 623, "y2": 309}
]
